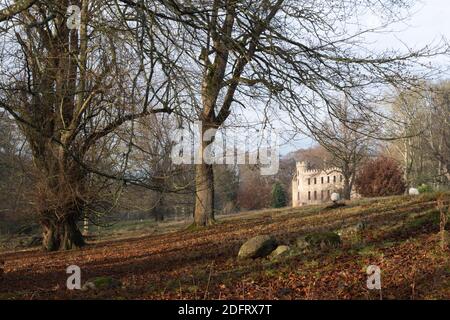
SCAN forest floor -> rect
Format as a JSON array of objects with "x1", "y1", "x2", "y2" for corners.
[{"x1": 0, "y1": 192, "x2": 449, "y2": 300}]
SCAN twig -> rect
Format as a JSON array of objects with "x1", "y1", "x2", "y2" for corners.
[{"x1": 204, "y1": 261, "x2": 214, "y2": 300}]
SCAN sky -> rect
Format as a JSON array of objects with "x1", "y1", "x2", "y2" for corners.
[
  {"x1": 366, "y1": 0, "x2": 450, "y2": 67},
  {"x1": 278, "y1": 0, "x2": 450, "y2": 156},
  {"x1": 380, "y1": 0, "x2": 450, "y2": 48},
  {"x1": 2, "y1": 1, "x2": 448, "y2": 158}
]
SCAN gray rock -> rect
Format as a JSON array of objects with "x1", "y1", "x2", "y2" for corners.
[
  {"x1": 81, "y1": 276, "x2": 122, "y2": 291},
  {"x1": 296, "y1": 238, "x2": 311, "y2": 250},
  {"x1": 270, "y1": 245, "x2": 290, "y2": 258},
  {"x1": 81, "y1": 282, "x2": 96, "y2": 291},
  {"x1": 339, "y1": 222, "x2": 367, "y2": 236},
  {"x1": 238, "y1": 235, "x2": 277, "y2": 259},
  {"x1": 303, "y1": 232, "x2": 341, "y2": 249}
]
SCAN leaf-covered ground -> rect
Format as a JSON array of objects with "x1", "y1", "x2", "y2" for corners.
[{"x1": 0, "y1": 193, "x2": 449, "y2": 300}]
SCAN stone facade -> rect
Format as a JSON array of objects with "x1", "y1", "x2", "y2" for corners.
[{"x1": 292, "y1": 161, "x2": 357, "y2": 207}]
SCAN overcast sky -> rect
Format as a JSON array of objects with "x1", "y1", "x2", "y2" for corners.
[
  {"x1": 382, "y1": 0, "x2": 450, "y2": 48},
  {"x1": 366, "y1": 0, "x2": 450, "y2": 66}
]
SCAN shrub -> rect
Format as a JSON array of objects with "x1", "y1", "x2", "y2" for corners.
[
  {"x1": 418, "y1": 184, "x2": 434, "y2": 194},
  {"x1": 355, "y1": 156, "x2": 406, "y2": 197}
]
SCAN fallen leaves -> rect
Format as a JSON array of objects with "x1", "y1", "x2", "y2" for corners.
[
  {"x1": 0, "y1": 193, "x2": 449, "y2": 299},
  {"x1": 0, "y1": 259, "x2": 4, "y2": 280}
]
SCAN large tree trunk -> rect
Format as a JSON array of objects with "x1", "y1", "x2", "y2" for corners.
[
  {"x1": 343, "y1": 177, "x2": 352, "y2": 200},
  {"x1": 42, "y1": 214, "x2": 85, "y2": 251},
  {"x1": 37, "y1": 156, "x2": 87, "y2": 251},
  {"x1": 194, "y1": 162, "x2": 215, "y2": 226},
  {"x1": 342, "y1": 164, "x2": 353, "y2": 200},
  {"x1": 58, "y1": 219, "x2": 85, "y2": 251},
  {"x1": 193, "y1": 119, "x2": 216, "y2": 226},
  {"x1": 153, "y1": 192, "x2": 165, "y2": 222}
]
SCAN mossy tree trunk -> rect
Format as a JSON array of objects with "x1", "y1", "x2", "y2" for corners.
[
  {"x1": 36, "y1": 155, "x2": 88, "y2": 251},
  {"x1": 42, "y1": 215, "x2": 85, "y2": 251}
]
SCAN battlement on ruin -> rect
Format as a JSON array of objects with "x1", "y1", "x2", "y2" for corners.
[{"x1": 295, "y1": 161, "x2": 341, "y2": 176}]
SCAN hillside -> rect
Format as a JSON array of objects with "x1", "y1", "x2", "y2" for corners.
[{"x1": 0, "y1": 193, "x2": 449, "y2": 300}]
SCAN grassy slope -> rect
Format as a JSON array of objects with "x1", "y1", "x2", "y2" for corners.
[{"x1": 0, "y1": 192, "x2": 449, "y2": 300}]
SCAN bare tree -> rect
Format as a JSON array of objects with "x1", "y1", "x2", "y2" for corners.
[
  {"x1": 424, "y1": 82, "x2": 450, "y2": 185},
  {"x1": 0, "y1": 112, "x2": 33, "y2": 235},
  {"x1": 128, "y1": 115, "x2": 194, "y2": 221},
  {"x1": 1, "y1": 0, "x2": 447, "y2": 242},
  {"x1": 386, "y1": 82, "x2": 450, "y2": 189},
  {"x1": 309, "y1": 100, "x2": 373, "y2": 199},
  {"x1": 237, "y1": 164, "x2": 272, "y2": 210},
  {"x1": 0, "y1": 0, "x2": 174, "y2": 250},
  {"x1": 124, "y1": 0, "x2": 446, "y2": 226},
  {"x1": 0, "y1": 0, "x2": 36, "y2": 22},
  {"x1": 387, "y1": 89, "x2": 428, "y2": 189}
]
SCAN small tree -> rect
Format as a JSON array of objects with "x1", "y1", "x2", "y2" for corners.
[
  {"x1": 310, "y1": 101, "x2": 372, "y2": 200},
  {"x1": 355, "y1": 157, "x2": 406, "y2": 197},
  {"x1": 237, "y1": 165, "x2": 272, "y2": 210},
  {"x1": 271, "y1": 182, "x2": 287, "y2": 208}
]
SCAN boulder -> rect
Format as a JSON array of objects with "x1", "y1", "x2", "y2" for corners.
[
  {"x1": 238, "y1": 235, "x2": 277, "y2": 259},
  {"x1": 303, "y1": 232, "x2": 341, "y2": 249},
  {"x1": 81, "y1": 276, "x2": 122, "y2": 291},
  {"x1": 296, "y1": 238, "x2": 311, "y2": 250},
  {"x1": 270, "y1": 245, "x2": 290, "y2": 258},
  {"x1": 339, "y1": 222, "x2": 367, "y2": 236}
]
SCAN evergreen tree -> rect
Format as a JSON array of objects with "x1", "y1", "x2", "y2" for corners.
[{"x1": 271, "y1": 182, "x2": 287, "y2": 208}]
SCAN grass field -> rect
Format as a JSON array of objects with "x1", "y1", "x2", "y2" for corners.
[{"x1": 0, "y1": 192, "x2": 449, "y2": 300}]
